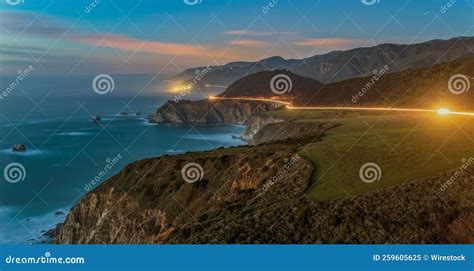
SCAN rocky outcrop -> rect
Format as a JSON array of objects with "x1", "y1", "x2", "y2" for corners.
[
  {"x1": 241, "y1": 114, "x2": 283, "y2": 142},
  {"x1": 154, "y1": 99, "x2": 274, "y2": 125},
  {"x1": 12, "y1": 144, "x2": 26, "y2": 152},
  {"x1": 54, "y1": 143, "x2": 307, "y2": 244}
]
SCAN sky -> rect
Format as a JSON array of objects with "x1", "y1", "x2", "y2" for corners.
[{"x1": 0, "y1": 0, "x2": 473, "y2": 76}]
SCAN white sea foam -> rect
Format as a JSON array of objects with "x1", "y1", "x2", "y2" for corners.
[
  {"x1": 0, "y1": 208, "x2": 67, "y2": 244},
  {"x1": 0, "y1": 149, "x2": 47, "y2": 156}
]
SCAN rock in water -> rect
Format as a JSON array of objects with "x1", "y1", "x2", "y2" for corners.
[
  {"x1": 91, "y1": 115, "x2": 101, "y2": 123},
  {"x1": 136, "y1": 110, "x2": 141, "y2": 116},
  {"x1": 12, "y1": 144, "x2": 26, "y2": 152}
]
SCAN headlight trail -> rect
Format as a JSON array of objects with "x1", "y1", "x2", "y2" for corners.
[
  {"x1": 208, "y1": 96, "x2": 292, "y2": 105},
  {"x1": 205, "y1": 84, "x2": 228, "y2": 88},
  {"x1": 208, "y1": 96, "x2": 474, "y2": 117}
]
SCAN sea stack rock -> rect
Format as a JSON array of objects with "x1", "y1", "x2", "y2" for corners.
[
  {"x1": 91, "y1": 115, "x2": 101, "y2": 123},
  {"x1": 136, "y1": 110, "x2": 141, "y2": 116},
  {"x1": 12, "y1": 144, "x2": 26, "y2": 152}
]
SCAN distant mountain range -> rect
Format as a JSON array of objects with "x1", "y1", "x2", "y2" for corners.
[
  {"x1": 220, "y1": 56, "x2": 474, "y2": 110},
  {"x1": 174, "y1": 36, "x2": 474, "y2": 86},
  {"x1": 156, "y1": 56, "x2": 474, "y2": 125}
]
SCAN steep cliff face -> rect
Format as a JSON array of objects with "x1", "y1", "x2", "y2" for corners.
[
  {"x1": 241, "y1": 114, "x2": 283, "y2": 142},
  {"x1": 154, "y1": 99, "x2": 274, "y2": 125},
  {"x1": 54, "y1": 143, "x2": 308, "y2": 244}
]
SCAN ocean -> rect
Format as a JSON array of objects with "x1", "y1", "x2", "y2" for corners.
[{"x1": 0, "y1": 75, "x2": 245, "y2": 243}]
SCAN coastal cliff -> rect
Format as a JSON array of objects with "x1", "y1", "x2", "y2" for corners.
[
  {"x1": 54, "y1": 124, "x2": 474, "y2": 244},
  {"x1": 154, "y1": 99, "x2": 275, "y2": 125}
]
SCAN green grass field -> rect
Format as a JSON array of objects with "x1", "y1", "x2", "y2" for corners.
[{"x1": 268, "y1": 109, "x2": 474, "y2": 200}]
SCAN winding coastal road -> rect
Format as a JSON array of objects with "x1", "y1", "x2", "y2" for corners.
[{"x1": 208, "y1": 96, "x2": 474, "y2": 117}]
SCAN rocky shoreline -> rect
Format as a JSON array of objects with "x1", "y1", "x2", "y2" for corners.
[{"x1": 153, "y1": 98, "x2": 288, "y2": 143}]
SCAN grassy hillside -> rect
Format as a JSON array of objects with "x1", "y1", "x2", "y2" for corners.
[{"x1": 267, "y1": 110, "x2": 474, "y2": 200}]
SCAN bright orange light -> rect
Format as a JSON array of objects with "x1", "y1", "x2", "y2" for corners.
[
  {"x1": 437, "y1": 108, "x2": 450, "y2": 116},
  {"x1": 208, "y1": 96, "x2": 216, "y2": 100}
]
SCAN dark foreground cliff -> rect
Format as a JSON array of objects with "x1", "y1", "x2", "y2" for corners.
[{"x1": 54, "y1": 123, "x2": 473, "y2": 244}]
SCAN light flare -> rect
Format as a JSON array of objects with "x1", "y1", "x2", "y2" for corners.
[{"x1": 437, "y1": 108, "x2": 450, "y2": 115}]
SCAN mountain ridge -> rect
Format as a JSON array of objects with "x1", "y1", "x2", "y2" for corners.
[{"x1": 173, "y1": 36, "x2": 474, "y2": 86}]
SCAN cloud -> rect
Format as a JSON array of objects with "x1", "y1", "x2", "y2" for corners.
[
  {"x1": 223, "y1": 30, "x2": 274, "y2": 36},
  {"x1": 0, "y1": 11, "x2": 69, "y2": 37},
  {"x1": 71, "y1": 34, "x2": 211, "y2": 57},
  {"x1": 292, "y1": 38, "x2": 363, "y2": 47},
  {"x1": 229, "y1": 39, "x2": 271, "y2": 48},
  {"x1": 0, "y1": 11, "x2": 220, "y2": 59}
]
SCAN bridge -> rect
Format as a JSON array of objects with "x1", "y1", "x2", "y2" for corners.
[{"x1": 208, "y1": 96, "x2": 474, "y2": 117}]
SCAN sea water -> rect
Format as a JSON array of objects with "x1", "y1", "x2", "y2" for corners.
[{"x1": 0, "y1": 76, "x2": 244, "y2": 243}]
